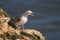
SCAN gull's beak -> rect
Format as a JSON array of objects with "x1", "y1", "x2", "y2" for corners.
[{"x1": 30, "y1": 12, "x2": 34, "y2": 16}]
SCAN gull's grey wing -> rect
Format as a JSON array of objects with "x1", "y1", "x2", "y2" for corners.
[
  {"x1": 11, "y1": 16, "x2": 21, "y2": 23},
  {"x1": 8, "y1": 20, "x2": 17, "y2": 29}
]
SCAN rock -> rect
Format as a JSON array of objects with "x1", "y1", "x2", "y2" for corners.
[
  {"x1": 0, "y1": 26, "x2": 45, "y2": 40},
  {"x1": 0, "y1": 8, "x2": 9, "y2": 17},
  {"x1": 0, "y1": 30, "x2": 4, "y2": 35},
  {"x1": 0, "y1": 15, "x2": 10, "y2": 33},
  {"x1": 20, "y1": 29, "x2": 45, "y2": 40},
  {"x1": 0, "y1": 38, "x2": 3, "y2": 40},
  {"x1": 0, "y1": 22, "x2": 9, "y2": 32}
]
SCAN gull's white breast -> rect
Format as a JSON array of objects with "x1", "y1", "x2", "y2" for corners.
[{"x1": 16, "y1": 16, "x2": 28, "y2": 25}]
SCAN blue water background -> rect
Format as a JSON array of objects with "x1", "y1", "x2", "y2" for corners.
[{"x1": 0, "y1": 0, "x2": 60, "y2": 40}]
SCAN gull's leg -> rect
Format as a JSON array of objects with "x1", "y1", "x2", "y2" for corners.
[
  {"x1": 21, "y1": 25, "x2": 24, "y2": 30},
  {"x1": 16, "y1": 25, "x2": 20, "y2": 30}
]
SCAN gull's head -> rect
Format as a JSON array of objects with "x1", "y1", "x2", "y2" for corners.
[{"x1": 25, "y1": 10, "x2": 34, "y2": 16}]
